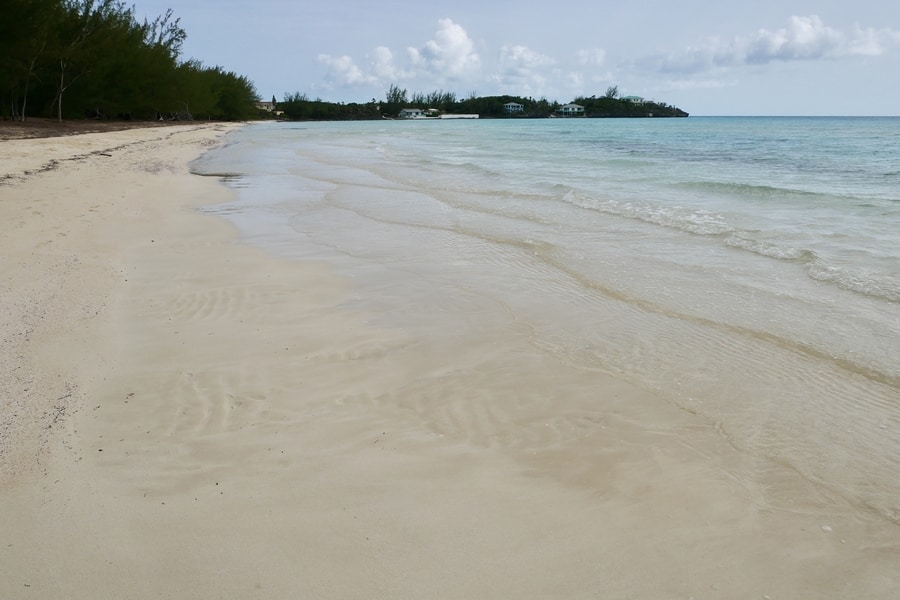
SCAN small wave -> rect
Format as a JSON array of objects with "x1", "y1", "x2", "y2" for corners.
[
  {"x1": 726, "y1": 236, "x2": 900, "y2": 303},
  {"x1": 727, "y1": 238, "x2": 900, "y2": 303},
  {"x1": 564, "y1": 190, "x2": 900, "y2": 304},
  {"x1": 676, "y1": 180, "x2": 820, "y2": 200},
  {"x1": 807, "y1": 263, "x2": 900, "y2": 304},
  {"x1": 724, "y1": 235, "x2": 819, "y2": 263},
  {"x1": 567, "y1": 193, "x2": 733, "y2": 236}
]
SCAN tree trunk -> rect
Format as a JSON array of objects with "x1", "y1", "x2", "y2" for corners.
[
  {"x1": 57, "y1": 59, "x2": 65, "y2": 122},
  {"x1": 20, "y1": 41, "x2": 46, "y2": 122},
  {"x1": 21, "y1": 76, "x2": 31, "y2": 122}
]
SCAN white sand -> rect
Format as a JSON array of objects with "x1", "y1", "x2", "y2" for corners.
[{"x1": 1, "y1": 123, "x2": 897, "y2": 598}]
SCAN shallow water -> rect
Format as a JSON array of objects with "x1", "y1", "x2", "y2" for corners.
[{"x1": 194, "y1": 117, "x2": 900, "y2": 523}]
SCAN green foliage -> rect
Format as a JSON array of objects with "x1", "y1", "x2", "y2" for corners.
[
  {"x1": 573, "y1": 95, "x2": 689, "y2": 117},
  {"x1": 1, "y1": 0, "x2": 258, "y2": 121},
  {"x1": 0, "y1": 0, "x2": 63, "y2": 119},
  {"x1": 381, "y1": 84, "x2": 407, "y2": 117},
  {"x1": 271, "y1": 85, "x2": 687, "y2": 121},
  {"x1": 455, "y1": 95, "x2": 554, "y2": 117},
  {"x1": 410, "y1": 89, "x2": 456, "y2": 112},
  {"x1": 279, "y1": 93, "x2": 380, "y2": 120}
]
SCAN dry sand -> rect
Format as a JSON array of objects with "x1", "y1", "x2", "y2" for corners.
[{"x1": 1, "y1": 123, "x2": 897, "y2": 599}]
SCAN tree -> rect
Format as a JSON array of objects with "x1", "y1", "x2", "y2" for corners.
[
  {"x1": 604, "y1": 85, "x2": 619, "y2": 99},
  {"x1": 0, "y1": 0, "x2": 63, "y2": 120},
  {"x1": 143, "y1": 8, "x2": 184, "y2": 58},
  {"x1": 52, "y1": 0, "x2": 110, "y2": 121},
  {"x1": 382, "y1": 83, "x2": 408, "y2": 116},
  {"x1": 211, "y1": 67, "x2": 259, "y2": 120},
  {"x1": 1, "y1": 0, "x2": 259, "y2": 121},
  {"x1": 385, "y1": 83, "x2": 407, "y2": 105}
]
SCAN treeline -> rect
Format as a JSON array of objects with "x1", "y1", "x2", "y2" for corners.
[
  {"x1": 1, "y1": 0, "x2": 260, "y2": 121},
  {"x1": 278, "y1": 93, "x2": 381, "y2": 121},
  {"x1": 278, "y1": 86, "x2": 558, "y2": 121},
  {"x1": 573, "y1": 87, "x2": 688, "y2": 118},
  {"x1": 277, "y1": 84, "x2": 687, "y2": 120},
  {"x1": 455, "y1": 95, "x2": 556, "y2": 118},
  {"x1": 382, "y1": 85, "x2": 558, "y2": 118}
]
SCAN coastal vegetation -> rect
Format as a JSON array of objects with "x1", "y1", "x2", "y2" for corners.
[
  {"x1": 571, "y1": 86, "x2": 688, "y2": 118},
  {"x1": 277, "y1": 84, "x2": 688, "y2": 120},
  {"x1": 2, "y1": 0, "x2": 259, "y2": 121}
]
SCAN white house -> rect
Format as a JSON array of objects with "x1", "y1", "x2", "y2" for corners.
[
  {"x1": 504, "y1": 102, "x2": 524, "y2": 114},
  {"x1": 557, "y1": 103, "x2": 585, "y2": 117},
  {"x1": 398, "y1": 108, "x2": 426, "y2": 119},
  {"x1": 622, "y1": 96, "x2": 645, "y2": 104}
]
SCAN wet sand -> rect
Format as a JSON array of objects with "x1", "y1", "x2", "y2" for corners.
[{"x1": 1, "y1": 122, "x2": 897, "y2": 598}]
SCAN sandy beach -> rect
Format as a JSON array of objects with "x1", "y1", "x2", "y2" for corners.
[{"x1": 1, "y1": 122, "x2": 897, "y2": 599}]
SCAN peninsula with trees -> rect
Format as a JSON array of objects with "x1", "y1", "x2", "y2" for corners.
[{"x1": 275, "y1": 85, "x2": 689, "y2": 121}]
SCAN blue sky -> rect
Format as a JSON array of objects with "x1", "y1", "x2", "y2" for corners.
[{"x1": 134, "y1": 0, "x2": 900, "y2": 115}]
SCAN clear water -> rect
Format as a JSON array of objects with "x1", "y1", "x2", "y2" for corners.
[{"x1": 194, "y1": 117, "x2": 900, "y2": 523}]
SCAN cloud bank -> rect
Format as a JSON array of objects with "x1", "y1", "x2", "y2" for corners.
[
  {"x1": 492, "y1": 44, "x2": 556, "y2": 90},
  {"x1": 317, "y1": 18, "x2": 603, "y2": 96},
  {"x1": 318, "y1": 18, "x2": 481, "y2": 89},
  {"x1": 644, "y1": 15, "x2": 900, "y2": 74},
  {"x1": 315, "y1": 15, "x2": 899, "y2": 99}
]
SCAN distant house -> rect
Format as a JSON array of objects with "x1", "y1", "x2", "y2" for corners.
[
  {"x1": 256, "y1": 100, "x2": 276, "y2": 112},
  {"x1": 504, "y1": 102, "x2": 524, "y2": 114},
  {"x1": 398, "y1": 108, "x2": 426, "y2": 119},
  {"x1": 557, "y1": 103, "x2": 585, "y2": 117},
  {"x1": 622, "y1": 96, "x2": 645, "y2": 104}
]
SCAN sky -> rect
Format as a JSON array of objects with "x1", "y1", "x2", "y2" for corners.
[{"x1": 133, "y1": 0, "x2": 900, "y2": 115}]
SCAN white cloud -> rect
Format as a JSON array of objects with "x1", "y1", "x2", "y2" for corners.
[
  {"x1": 314, "y1": 18, "x2": 609, "y2": 99},
  {"x1": 497, "y1": 44, "x2": 554, "y2": 80},
  {"x1": 576, "y1": 48, "x2": 606, "y2": 67},
  {"x1": 317, "y1": 19, "x2": 481, "y2": 90},
  {"x1": 367, "y1": 46, "x2": 402, "y2": 81},
  {"x1": 661, "y1": 77, "x2": 737, "y2": 91},
  {"x1": 745, "y1": 15, "x2": 847, "y2": 63},
  {"x1": 317, "y1": 54, "x2": 377, "y2": 86},
  {"x1": 407, "y1": 18, "x2": 481, "y2": 79},
  {"x1": 846, "y1": 23, "x2": 900, "y2": 56},
  {"x1": 644, "y1": 15, "x2": 900, "y2": 74},
  {"x1": 484, "y1": 44, "x2": 558, "y2": 95},
  {"x1": 501, "y1": 44, "x2": 556, "y2": 70},
  {"x1": 563, "y1": 70, "x2": 585, "y2": 90}
]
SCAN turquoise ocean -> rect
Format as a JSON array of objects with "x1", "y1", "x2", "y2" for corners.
[{"x1": 194, "y1": 117, "x2": 900, "y2": 524}]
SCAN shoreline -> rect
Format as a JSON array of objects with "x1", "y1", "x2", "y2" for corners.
[
  {"x1": 1, "y1": 123, "x2": 897, "y2": 598},
  {"x1": 0, "y1": 117, "x2": 225, "y2": 141}
]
